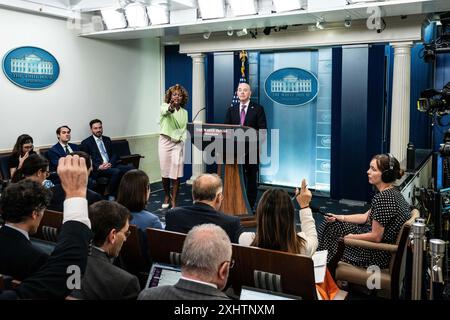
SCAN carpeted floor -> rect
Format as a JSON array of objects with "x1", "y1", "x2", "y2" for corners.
[{"x1": 146, "y1": 181, "x2": 371, "y2": 232}]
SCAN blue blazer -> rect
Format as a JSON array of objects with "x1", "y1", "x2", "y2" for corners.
[
  {"x1": 47, "y1": 143, "x2": 79, "y2": 171},
  {"x1": 80, "y1": 135, "x2": 118, "y2": 171}
]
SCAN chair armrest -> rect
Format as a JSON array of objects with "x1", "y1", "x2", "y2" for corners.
[
  {"x1": 344, "y1": 238, "x2": 398, "y2": 252},
  {"x1": 120, "y1": 154, "x2": 144, "y2": 160},
  {"x1": 119, "y1": 154, "x2": 144, "y2": 169}
]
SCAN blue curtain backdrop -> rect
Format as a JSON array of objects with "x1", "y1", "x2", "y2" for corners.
[{"x1": 254, "y1": 50, "x2": 332, "y2": 194}]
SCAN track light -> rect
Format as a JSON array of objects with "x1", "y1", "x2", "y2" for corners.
[
  {"x1": 315, "y1": 20, "x2": 324, "y2": 30},
  {"x1": 227, "y1": 26, "x2": 234, "y2": 36},
  {"x1": 344, "y1": 16, "x2": 352, "y2": 28},
  {"x1": 263, "y1": 26, "x2": 272, "y2": 35},
  {"x1": 236, "y1": 28, "x2": 248, "y2": 37},
  {"x1": 203, "y1": 31, "x2": 211, "y2": 39}
]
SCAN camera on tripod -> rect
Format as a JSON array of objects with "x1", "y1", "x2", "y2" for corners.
[{"x1": 417, "y1": 81, "x2": 450, "y2": 116}]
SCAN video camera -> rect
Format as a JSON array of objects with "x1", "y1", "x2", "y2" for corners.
[
  {"x1": 417, "y1": 81, "x2": 450, "y2": 115},
  {"x1": 421, "y1": 12, "x2": 450, "y2": 63}
]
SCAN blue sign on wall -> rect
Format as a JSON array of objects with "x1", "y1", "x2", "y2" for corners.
[
  {"x1": 264, "y1": 67, "x2": 319, "y2": 106},
  {"x1": 2, "y1": 46, "x2": 60, "y2": 90}
]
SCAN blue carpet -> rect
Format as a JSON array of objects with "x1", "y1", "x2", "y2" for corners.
[{"x1": 146, "y1": 182, "x2": 370, "y2": 232}]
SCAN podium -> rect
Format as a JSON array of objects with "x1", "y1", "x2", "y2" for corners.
[{"x1": 187, "y1": 122, "x2": 256, "y2": 224}]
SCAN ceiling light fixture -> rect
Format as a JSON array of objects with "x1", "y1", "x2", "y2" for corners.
[
  {"x1": 272, "y1": 0, "x2": 304, "y2": 13},
  {"x1": 203, "y1": 31, "x2": 211, "y2": 39},
  {"x1": 236, "y1": 28, "x2": 248, "y2": 37},
  {"x1": 124, "y1": 2, "x2": 149, "y2": 27},
  {"x1": 344, "y1": 16, "x2": 352, "y2": 28},
  {"x1": 228, "y1": 0, "x2": 258, "y2": 17},
  {"x1": 227, "y1": 26, "x2": 234, "y2": 36},
  {"x1": 198, "y1": 0, "x2": 225, "y2": 20},
  {"x1": 263, "y1": 26, "x2": 272, "y2": 35},
  {"x1": 101, "y1": 7, "x2": 128, "y2": 29},
  {"x1": 316, "y1": 20, "x2": 324, "y2": 30}
]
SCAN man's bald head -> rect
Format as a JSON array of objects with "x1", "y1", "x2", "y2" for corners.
[{"x1": 192, "y1": 174, "x2": 223, "y2": 202}]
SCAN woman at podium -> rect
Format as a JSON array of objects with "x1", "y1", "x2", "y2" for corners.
[{"x1": 158, "y1": 84, "x2": 188, "y2": 209}]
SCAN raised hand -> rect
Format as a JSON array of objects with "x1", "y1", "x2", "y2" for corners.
[
  {"x1": 57, "y1": 155, "x2": 87, "y2": 199},
  {"x1": 296, "y1": 178, "x2": 312, "y2": 209},
  {"x1": 18, "y1": 151, "x2": 30, "y2": 169}
]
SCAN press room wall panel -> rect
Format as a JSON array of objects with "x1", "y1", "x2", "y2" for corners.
[{"x1": 0, "y1": 8, "x2": 161, "y2": 149}]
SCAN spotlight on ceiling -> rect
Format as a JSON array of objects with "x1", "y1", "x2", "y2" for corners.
[
  {"x1": 316, "y1": 20, "x2": 324, "y2": 30},
  {"x1": 198, "y1": 0, "x2": 226, "y2": 20},
  {"x1": 203, "y1": 31, "x2": 211, "y2": 39},
  {"x1": 236, "y1": 28, "x2": 248, "y2": 37},
  {"x1": 263, "y1": 26, "x2": 272, "y2": 35},
  {"x1": 228, "y1": 0, "x2": 258, "y2": 17},
  {"x1": 344, "y1": 16, "x2": 352, "y2": 28},
  {"x1": 227, "y1": 26, "x2": 234, "y2": 36}
]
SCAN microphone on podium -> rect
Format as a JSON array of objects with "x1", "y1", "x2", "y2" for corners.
[{"x1": 192, "y1": 107, "x2": 206, "y2": 122}]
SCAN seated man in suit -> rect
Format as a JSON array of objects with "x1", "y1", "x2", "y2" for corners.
[
  {"x1": 80, "y1": 119, "x2": 132, "y2": 199},
  {"x1": 70, "y1": 200, "x2": 140, "y2": 300},
  {"x1": 0, "y1": 155, "x2": 93, "y2": 300},
  {"x1": 47, "y1": 125, "x2": 79, "y2": 172},
  {"x1": 0, "y1": 179, "x2": 52, "y2": 280},
  {"x1": 138, "y1": 223, "x2": 232, "y2": 300},
  {"x1": 165, "y1": 173, "x2": 243, "y2": 243},
  {"x1": 48, "y1": 151, "x2": 102, "y2": 212}
]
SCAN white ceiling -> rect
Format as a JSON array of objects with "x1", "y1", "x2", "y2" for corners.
[
  {"x1": 1, "y1": 0, "x2": 449, "y2": 41},
  {"x1": 78, "y1": 0, "x2": 450, "y2": 41}
]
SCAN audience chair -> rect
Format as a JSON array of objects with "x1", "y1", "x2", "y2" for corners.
[
  {"x1": 111, "y1": 139, "x2": 144, "y2": 169},
  {"x1": 230, "y1": 244, "x2": 318, "y2": 300},
  {"x1": 333, "y1": 209, "x2": 419, "y2": 299},
  {"x1": 119, "y1": 224, "x2": 150, "y2": 285},
  {"x1": 146, "y1": 228, "x2": 186, "y2": 266},
  {"x1": 0, "y1": 151, "x2": 11, "y2": 180},
  {"x1": 34, "y1": 209, "x2": 63, "y2": 242}
]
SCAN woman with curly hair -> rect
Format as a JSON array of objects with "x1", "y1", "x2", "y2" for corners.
[{"x1": 159, "y1": 84, "x2": 189, "y2": 209}]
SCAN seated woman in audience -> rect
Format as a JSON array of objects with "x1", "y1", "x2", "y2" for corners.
[
  {"x1": 318, "y1": 154, "x2": 411, "y2": 269},
  {"x1": 117, "y1": 169, "x2": 163, "y2": 231},
  {"x1": 239, "y1": 179, "x2": 318, "y2": 256},
  {"x1": 8, "y1": 134, "x2": 36, "y2": 178},
  {"x1": 11, "y1": 154, "x2": 53, "y2": 188}
]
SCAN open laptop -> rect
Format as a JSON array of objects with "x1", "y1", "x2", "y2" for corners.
[
  {"x1": 145, "y1": 262, "x2": 182, "y2": 289},
  {"x1": 239, "y1": 286, "x2": 302, "y2": 300}
]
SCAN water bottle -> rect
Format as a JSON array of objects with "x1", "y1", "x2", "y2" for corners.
[{"x1": 407, "y1": 142, "x2": 416, "y2": 171}]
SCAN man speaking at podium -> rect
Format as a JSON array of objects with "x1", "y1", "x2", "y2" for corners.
[{"x1": 225, "y1": 82, "x2": 267, "y2": 210}]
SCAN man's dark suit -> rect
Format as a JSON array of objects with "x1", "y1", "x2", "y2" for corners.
[
  {"x1": 47, "y1": 143, "x2": 80, "y2": 172},
  {"x1": 165, "y1": 202, "x2": 243, "y2": 243},
  {"x1": 70, "y1": 247, "x2": 140, "y2": 300},
  {"x1": 0, "y1": 225, "x2": 49, "y2": 281},
  {"x1": 138, "y1": 278, "x2": 230, "y2": 300},
  {"x1": 80, "y1": 135, "x2": 131, "y2": 196},
  {"x1": 0, "y1": 221, "x2": 93, "y2": 300},
  {"x1": 225, "y1": 101, "x2": 267, "y2": 209},
  {"x1": 80, "y1": 135, "x2": 117, "y2": 170},
  {"x1": 48, "y1": 185, "x2": 103, "y2": 212}
]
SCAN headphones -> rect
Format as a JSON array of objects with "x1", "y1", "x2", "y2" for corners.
[{"x1": 381, "y1": 153, "x2": 396, "y2": 183}]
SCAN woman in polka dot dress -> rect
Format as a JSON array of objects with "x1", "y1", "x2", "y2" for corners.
[{"x1": 318, "y1": 154, "x2": 411, "y2": 268}]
